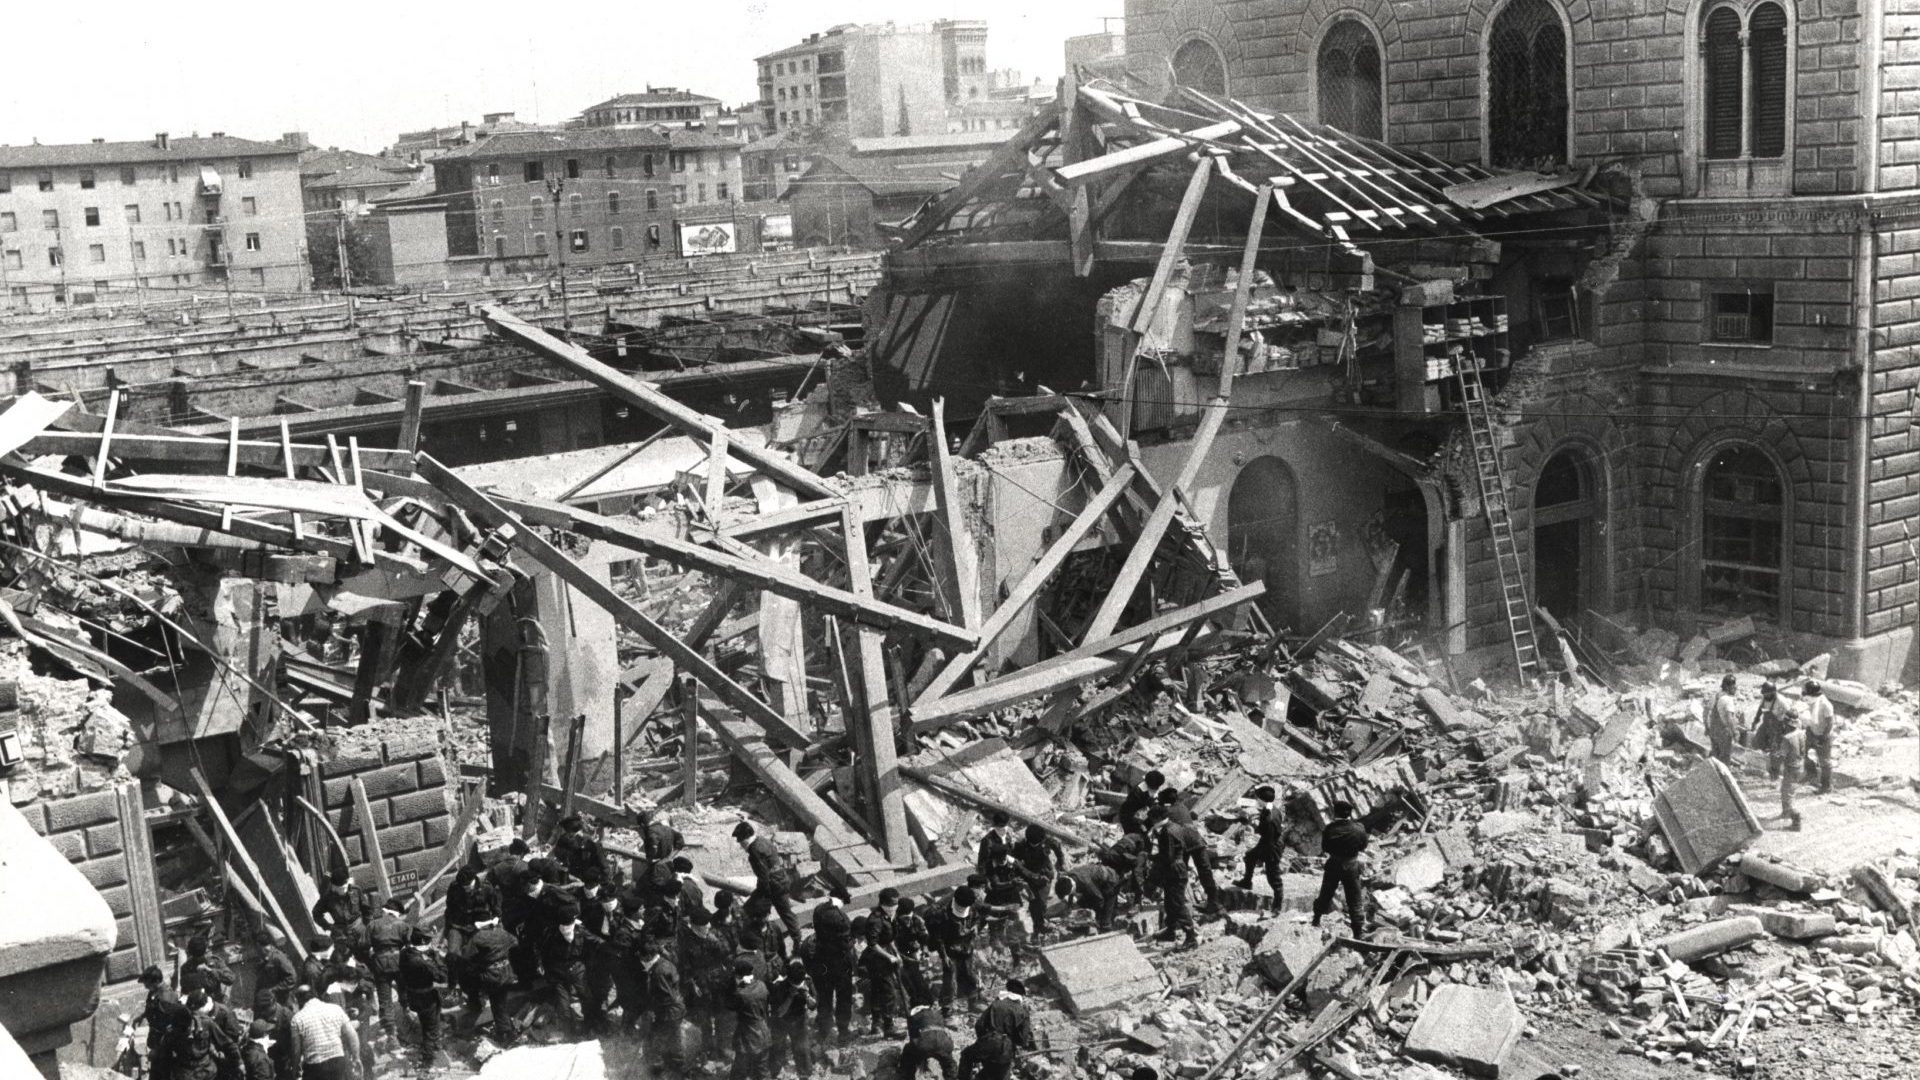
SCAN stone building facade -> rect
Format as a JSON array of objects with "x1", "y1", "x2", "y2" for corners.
[{"x1": 1120, "y1": 0, "x2": 1920, "y2": 678}]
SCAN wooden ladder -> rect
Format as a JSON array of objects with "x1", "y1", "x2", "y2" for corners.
[{"x1": 1456, "y1": 362, "x2": 1540, "y2": 681}]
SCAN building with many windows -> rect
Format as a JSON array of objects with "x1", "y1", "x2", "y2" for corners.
[
  {"x1": 0, "y1": 133, "x2": 307, "y2": 310},
  {"x1": 755, "y1": 21, "x2": 994, "y2": 138},
  {"x1": 429, "y1": 128, "x2": 686, "y2": 272},
  {"x1": 1087, "y1": 0, "x2": 1920, "y2": 679},
  {"x1": 577, "y1": 89, "x2": 724, "y2": 129},
  {"x1": 389, "y1": 112, "x2": 549, "y2": 164}
]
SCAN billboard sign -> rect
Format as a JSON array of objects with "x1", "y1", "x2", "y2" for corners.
[{"x1": 678, "y1": 221, "x2": 738, "y2": 257}]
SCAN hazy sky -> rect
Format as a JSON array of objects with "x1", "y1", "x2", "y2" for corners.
[{"x1": 1, "y1": 1, "x2": 1122, "y2": 154}]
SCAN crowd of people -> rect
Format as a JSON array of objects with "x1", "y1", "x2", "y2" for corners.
[
  {"x1": 138, "y1": 770, "x2": 1377, "y2": 1079},
  {"x1": 1704, "y1": 676, "x2": 1838, "y2": 831}
]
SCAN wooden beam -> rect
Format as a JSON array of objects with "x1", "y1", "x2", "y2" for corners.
[
  {"x1": 839, "y1": 505, "x2": 911, "y2": 864},
  {"x1": 350, "y1": 777, "x2": 393, "y2": 901},
  {"x1": 1129, "y1": 156, "x2": 1215, "y2": 335},
  {"x1": 114, "y1": 781, "x2": 166, "y2": 971},
  {"x1": 1218, "y1": 184, "x2": 1274, "y2": 398},
  {"x1": 899, "y1": 764, "x2": 1092, "y2": 849},
  {"x1": 1056, "y1": 119, "x2": 1242, "y2": 185},
  {"x1": 914, "y1": 464, "x2": 1136, "y2": 704},
  {"x1": 397, "y1": 380, "x2": 426, "y2": 456},
  {"x1": 893, "y1": 106, "x2": 1061, "y2": 251},
  {"x1": 18, "y1": 430, "x2": 418, "y2": 474},
  {"x1": 183, "y1": 819, "x2": 284, "y2": 948},
  {"x1": 480, "y1": 306, "x2": 838, "y2": 500},
  {"x1": 505, "y1": 496, "x2": 975, "y2": 649},
  {"x1": 719, "y1": 497, "x2": 846, "y2": 541},
  {"x1": 908, "y1": 583, "x2": 1261, "y2": 732},
  {"x1": 189, "y1": 767, "x2": 306, "y2": 960},
  {"x1": 927, "y1": 398, "x2": 982, "y2": 632}
]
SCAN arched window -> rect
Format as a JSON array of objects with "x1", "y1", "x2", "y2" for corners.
[
  {"x1": 1318, "y1": 20, "x2": 1384, "y2": 139},
  {"x1": 1700, "y1": 444, "x2": 1785, "y2": 615},
  {"x1": 1171, "y1": 38, "x2": 1228, "y2": 96},
  {"x1": 1704, "y1": 1, "x2": 1789, "y2": 160},
  {"x1": 1486, "y1": 0, "x2": 1569, "y2": 168}
]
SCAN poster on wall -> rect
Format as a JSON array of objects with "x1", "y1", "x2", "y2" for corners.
[
  {"x1": 761, "y1": 214, "x2": 794, "y2": 242},
  {"x1": 678, "y1": 221, "x2": 738, "y2": 257},
  {"x1": 1307, "y1": 521, "x2": 1340, "y2": 577}
]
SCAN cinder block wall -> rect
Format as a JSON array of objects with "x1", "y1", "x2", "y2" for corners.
[{"x1": 318, "y1": 732, "x2": 457, "y2": 895}]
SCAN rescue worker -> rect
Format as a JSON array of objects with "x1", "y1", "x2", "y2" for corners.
[
  {"x1": 1749, "y1": 683, "x2": 1791, "y2": 777},
  {"x1": 637, "y1": 937, "x2": 690, "y2": 1076},
  {"x1": 1054, "y1": 861, "x2": 1123, "y2": 932},
  {"x1": 254, "y1": 930, "x2": 298, "y2": 1006},
  {"x1": 975, "y1": 812, "x2": 1017, "y2": 880},
  {"x1": 1234, "y1": 784, "x2": 1287, "y2": 910},
  {"x1": 606, "y1": 890, "x2": 653, "y2": 1032},
  {"x1": 680, "y1": 907, "x2": 732, "y2": 1054},
  {"x1": 396, "y1": 927, "x2": 447, "y2": 1069},
  {"x1": 1708, "y1": 675, "x2": 1741, "y2": 765},
  {"x1": 1313, "y1": 801, "x2": 1371, "y2": 939},
  {"x1": 1152, "y1": 806, "x2": 1202, "y2": 949},
  {"x1": 239, "y1": 1019, "x2": 276, "y2": 1080},
  {"x1": 809, "y1": 885, "x2": 858, "y2": 1044},
  {"x1": 1011, "y1": 824, "x2": 1067, "y2": 937},
  {"x1": 973, "y1": 978, "x2": 1033, "y2": 1053},
  {"x1": 1100, "y1": 831, "x2": 1153, "y2": 903},
  {"x1": 140, "y1": 965, "x2": 190, "y2": 1080},
  {"x1": 735, "y1": 821, "x2": 802, "y2": 941},
  {"x1": 1802, "y1": 679, "x2": 1835, "y2": 793},
  {"x1": 930, "y1": 886, "x2": 984, "y2": 1009},
  {"x1": 365, "y1": 895, "x2": 410, "y2": 1029},
  {"x1": 894, "y1": 896, "x2": 940, "y2": 1009},
  {"x1": 310, "y1": 868, "x2": 373, "y2": 956},
  {"x1": 1117, "y1": 770, "x2": 1166, "y2": 835},
  {"x1": 542, "y1": 903, "x2": 602, "y2": 1036},
  {"x1": 180, "y1": 933, "x2": 235, "y2": 1003},
  {"x1": 1776, "y1": 710, "x2": 1808, "y2": 830},
  {"x1": 769, "y1": 957, "x2": 815, "y2": 1077},
  {"x1": 899, "y1": 1004, "x2": 959, "y2": 1078},
  {"x1": 860, "y1": 920, "x2": 907, "y2": 1038},
  {"x1": 552, "y1": 813, "x2": 606, "y2": 881},
  {"x1": 460, "y1": 916, "x2": 519, "y2": 1046},
  {"x1": 728, "y1": 957, "x2": 774, "y2": 1080}
]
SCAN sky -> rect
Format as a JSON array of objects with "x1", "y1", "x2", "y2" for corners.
[{"x1": 0, "y1": 1, "x2": 1123, "y2": 155}]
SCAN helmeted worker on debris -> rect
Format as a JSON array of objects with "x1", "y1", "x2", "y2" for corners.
[
  {"x1": 1312, "y1": 801, "x2": 1371, "y2": 939},
  {"x1": 1235, "y1": 783, "x2": 1288, "y2": 910},
  {"x1": 1151, "y1": 805, "x2": 1202, "y2": 950}
]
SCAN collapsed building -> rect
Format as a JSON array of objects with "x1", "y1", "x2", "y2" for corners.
[{"x1": 0, "y1": 76, "x2": 1915, "y2": 1080}]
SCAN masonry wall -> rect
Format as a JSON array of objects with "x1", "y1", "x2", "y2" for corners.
[
  {"x1": 317, "y1": 730, "x2": 458, "y2": 895},
  {"x1": 1123, "y1": 0, "x2": 1868, "y2": 196}
]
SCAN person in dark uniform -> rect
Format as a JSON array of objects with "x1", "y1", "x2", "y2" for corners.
[
  {"x1": 930, "y1": 886, "x2": 984, "y2": 1009},
  {"x1": 172, "y1": 988, "x2": 240, "y2": 1080},
  {"x1": 1011, "y1": 825, "x2": 1067, "y2": 937},
  {"x1": 1152, "y1": 807, "x2": 1199, "y2": 949},
  {"x1": 899, "y1": 1004, "x2": 958, "y2": 1078},
  {"x1": 1117, "y1": 770, "x2": 1166, "y2": 835},
  {"x1": 728, "y1": 957, "x2": 773, "y2": 1080},
  {"x1": 974, "y1": 978, "x2": 1033, "y2": 1054},
  {"x1": 975, "y1": 813, "x2": 1018, "y2": 879},
  {"x1": 299, "y1": 935, "x2": 354, "y2": 1009},
  {"x1": 1234, "y1": 784, "x2": 1287, "y2": 910},
  {"x1": 735, "y1": 821, "x2": 802, "y2": 941},
  {"x1": 542, "y1": 903, "x2": 603, "y2": 1036},
  {"x1": 957, "y1": 1030, "x2": 1015, "y2": 1080},
  {"x1": 1313, "y1": 801, "x2": 1371, "y2": 939},
  {"x1": 552, "y1": 813, "x2": 607, "y2": 881},
  {"x1": 365, "y1": 896, "x2": 410, "y2": 1029},
  {"x1": 239, "y1": 1019, "x2": 276, "y2": 1080},
  {"x1": 860, "y1": 920, "x2": 907, "y2": 1037},
  {"x1": 310, "y1": 868, "x2": 374, "y2": 958},
  {"x1": 1054, "y1": 862, "x2": 1123, "y2": 931},
  {"x1": 254, "y1": 930, "x2": 298, "y2": 1006},
  {"x1": 461, "y1": 916, "x2": 519, "y2": 1046},
  {"x1": 637, "y1": 805, "x2": 686, "y2": 881},
  {"x1": 894, "y1": 896, "x2": 939, "y2": 1010},
  {"x1": 396, "y1": 927, "x2": 446, "y2": 1069},
  {"x1": 1100, "y1": 831, "x2": 1153, "y2": 903},
  {"x1": 141, "y1": 966, "x2": 189, "y2": 1080},
  {"x1": 769, "y1": 957, "x2": 815, "y2": 1078},
  {"x1": 809, "y1": 886, "x2": 858, "y2": 1044},
  {"x1": 637, "y1": 937, "x2": 689, "y2": 1076},
  {"x1": 489, "y1": 838, "x2": 531, "y2": 895},
  {"x1": 248, "y1": 988, "x2": 293, "y2": 1080},
  {"x1": 180, "y1": 934, "x2": 235, "y2": 1003},
  {"x1": 1156, "y1": 791, "x2": 1222, "y2": 916},
  {"x1": 679, "y1": 907, "x2": 732, "y2": 1056}
]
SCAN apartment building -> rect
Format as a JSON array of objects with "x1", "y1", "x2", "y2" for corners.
[
  {"x1": 0, "y1": 133, "x2": 307, "y2": 310},
  {"x1": 578, "y1": 89, "x2": 724, "y2": 129},
  {"x1": 755, "y1": 20, "x2": 993, "y2": 138},
  {"x1": 1108, "y1": 0, "x2": 1920, "y2": 679},
  {"x1": 390, "y1": 112, "x2": 547, "y2": 164},
  {"x1": 429, "y1": 128, "x2": 682, "y2": 269}
]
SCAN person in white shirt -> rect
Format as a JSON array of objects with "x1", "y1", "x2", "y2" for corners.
[{"x1": 287, "y1": 984, "x2": 360, "y2": 1080}]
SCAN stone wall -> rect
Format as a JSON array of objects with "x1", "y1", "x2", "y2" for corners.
[{"x1": 318, "y1": 728, "x2": 459, "y2": 896}]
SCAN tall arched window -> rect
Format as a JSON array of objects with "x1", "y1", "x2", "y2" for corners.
[
  {"x1": 1486, "y1": 0, "x2": 1569, "y2": 169},
  {"x1": 1318, "y1": 21, "x2": 1384, "y2": 139},
  {"x1": 1171, "y1": 38, "x2": 1228, "y2": 96},
  {"x1": 1700, "y1": 444, "x2": 1785, "y2": 615},
  {"x1": 1704, "y1": 1, "x2": 1789, "y2": 160}
]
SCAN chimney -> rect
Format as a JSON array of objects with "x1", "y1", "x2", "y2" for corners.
[
  {"x1": 280, "y1": 132, "x2": 311, "y2": 150},
  {"x1": 211, "y1": 131, "x2": 225, "y2": 138},
  {"x1": 91, "y1": 138, "x2": 104, "y2": 144},
  {"x1": 154, "y1": 132, "x2": 169, "y2": 150}
]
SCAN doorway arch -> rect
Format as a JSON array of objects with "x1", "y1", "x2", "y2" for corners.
[
  {"x1": 1229, "y1": 456, "x2": 1300, "y2": 631},
  {"x1": 1531, "y1": 443, "x2": 1604, "y2": 622}
]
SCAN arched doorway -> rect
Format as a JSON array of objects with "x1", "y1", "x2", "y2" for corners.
[
  {"x1": 1532, "y1": 445, "x2": 1602, "y2": 622},
  {"x1": 1698, "y1": 443, "x2": 1786, "y2": 616},
  {"x1": 1228, "y1": 457, "x2": 1300, "y2": 630}
]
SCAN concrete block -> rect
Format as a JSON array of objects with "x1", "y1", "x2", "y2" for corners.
[
  {"x1": 375, "y1": 822, "x2": 427, "y2": 858},
  {"x1": 1541, "y1": 878, "x2": 1593, "y2": 927},
  {"x1": 323, "y1": 762, "x2": 416, "y2": 807},
  {"x1": 1418, "y1": 687, "x2": 1465, "y2": 730},
  {"x1": 1648, "y1": 915, "x2": 1765, "y2": 961},
  {"x1": 1653, "y1": 759, "x2": 1760, "y2": 874},
  {"x1": 1854, "y1": 863, "x2": 1917, "y2": 925},
  {"x1": 1733, "y1": 854, "x2": 1818, "y2": 893},
  {"x1": 1404, "y1": 984, "x2": 1523, "y2": 1078},
  {"x1": 97, "y1": 884, "x2": 132, "y2": 918},
  {"x1": 47, "y1": 830, "x2": 86, "y2": 862},
  {"x1": 1038, "y1": 932, "x2": 1161, "y2": 1015},
  {"x1": 1395, "y1": 840, "x2": 1448, "y2": 892},
  {"x1": 1253, "y1": 921, "x2": 1327, "y2": 988},
  {"x1": 43, "y1": 791, "x2": 118, "y2": 833},
  {"x1": 415, "y1": 756, "x2": 449, "y2": 788},
  {"x1": 84, "y1": 822, "x2": 124, "y2": 857},
  {"x1": 321, "y1": 752, "x2": 385, "y2": 779},
  {"x1": 423, "y1": 815, "x2": 453, "y2": 849},
  {"x1": 1728, "y1": 905, "x2": 1837, "y2": 940},
  {"x1": 388, "y1": 788, "x2": 449, "y2": 825},
  {"x1": 391, "y1": 848, "x2": 446, "y2": 885},
  {"x1": 80, "y1": 854, "x2": 129, "y2": 890},
  {"x1": 339, "y1": 797, "x2": 389, "y2": 835}
]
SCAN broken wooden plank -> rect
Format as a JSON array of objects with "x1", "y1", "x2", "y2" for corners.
[
  {"x1": 115, "y1": 781, "x2": 166, "y2": 971},
  {"x1": 927, "y1": 398, "x2": 983, "y2": 631},
  {"x1": 1056, "y1": 119, "x2": 1242, "y2": 185},
  {"x1": 898, "y1": 764, "x2": 1091, "y2": 849},
  {"x1": 418, "y1": 455, "x2": 813, "y2": 751},
  {"x1": 840, "y1": 504, "x2": 912, "y2": 864},
  {"x1": 350, "y1": 777, "x2": 393, "y2": 901},
  {"x1": 893, "y1": 106, "x2": 1062, "y2": 250},
  {"x1": 190, "y1": 766, "x2": 306, "y2": 960},
  {"x1": 1129, "y1": 156, "x2": 1215, "y2": 335}
]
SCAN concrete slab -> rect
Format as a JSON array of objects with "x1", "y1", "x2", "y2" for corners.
[
  {"x1": 478, "y1": 1040, "x2": 607, "y2": 1080},
  {"x1": 1726, "y1": 905, "x2": 1837, "y2": 940},
  {"x1": 1476, "y1": 811, "x2": 1535, "y2": 840},
  {"x1": 1404, "y1": 984, "x2": 1522, "y2": 1078},
  {"x1": 902, "y1": 738, "x2": 1052, "y2": 846},
  {"x1": 1591, "y1": 705, "x2": 1641, "y2": 759},
  {"x1": 1039, "y1": 931, "x2": 1162, "y2": 1015},
  {"x1": 1252, "y1": 921, "x2": 1330, "y2": 988},
  {"x1": 1394, "y1": 842, "x2": 1448, "y2": 892},
  {"x1": 1653, "y1": 759, "x2": 1760, "y2": 874}
]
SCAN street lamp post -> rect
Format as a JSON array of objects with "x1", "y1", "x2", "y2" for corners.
[{"x1": 546, "y1": 176, "x2": 571, "y2": 331}]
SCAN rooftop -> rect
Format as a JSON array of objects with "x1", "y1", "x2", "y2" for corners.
[
  {"x1": 306, "y1": 165, "x2": 424, "y2": 192},
  {"x1": 434, "y1": 127, "x2": 672, "y2": 161},
  {"x1": 0, "y1": 134, "x2": 297, "y2": 169},
  {"x1": 797, "y1": 153, "x2": 951, "y2": 199},
  {"x1": 584, "y1": 89, "x2": 723, "y2": 112},
  {"x1": 666, "y1": 130, "x2": 744, "y2": 151}
]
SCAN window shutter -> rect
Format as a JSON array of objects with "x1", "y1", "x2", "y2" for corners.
[
  {"x1": 1703, "y1": 9, "x2": 1744, "y2": 159},
  {"x1": 1749, "y1": 3, "x2": 1789, "y2": 159}
]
